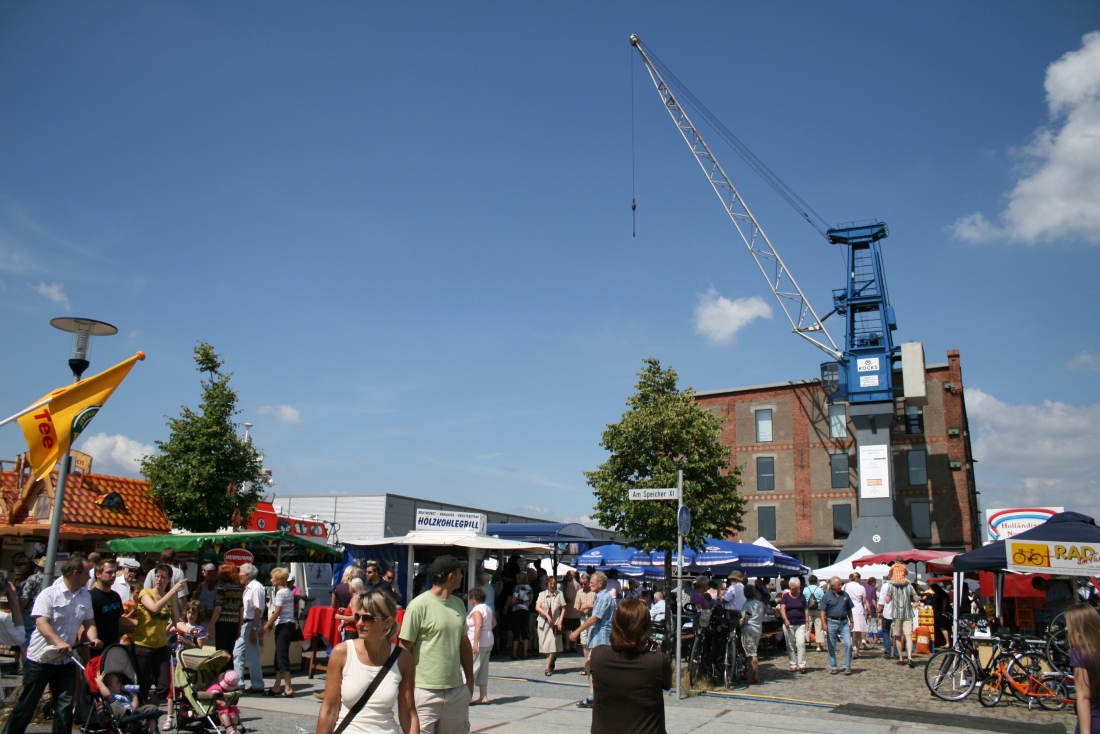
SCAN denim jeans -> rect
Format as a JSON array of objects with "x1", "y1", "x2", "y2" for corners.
[
  {"x1": 881, "y1": 618, "x2": 894, "y2": 657},
  {"x1": 826, "y1": 617, "x2": 852, "y2": 671},
  {"x1": 3, "y1": 660, "x2": 77, "y2": 734},
  {"x1": 233, "y1": 620, "x2": 264, "y2": 690}
]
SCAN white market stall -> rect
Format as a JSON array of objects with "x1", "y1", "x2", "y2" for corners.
[
  {"x1": 812, "y1": 546, "x2": 893, "y2": 581},
  {"x1": 343, "y1": 509, "x2": 551, "y2": 600}
]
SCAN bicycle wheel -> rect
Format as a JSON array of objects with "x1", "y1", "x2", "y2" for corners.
[
  {"x1": 1006, "y1": 653, "x2": 1046, "y2": 704},
  {"x1": 724, "y1": 633, "x2": 739, "y2": 689},
  {"x1": 925, "y1": 650, "x2": 979, "y2": 701},
  {"x1": 1037, "y1": 676, "x2": 1069, "y2": 711},
  {"x1": 688, "y1": 635, "x2": 706, "y2": 688},
  {"x1": 978, "y1": 676, "x2": 1003, "y2": 707},
  {"x1": 1046, "y1": 615, "x2": 1071, "y2": 673}
]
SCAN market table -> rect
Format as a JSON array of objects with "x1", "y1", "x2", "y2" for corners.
[{"x1": 303, "y1": 606, "x2": 342, "y2": 678}]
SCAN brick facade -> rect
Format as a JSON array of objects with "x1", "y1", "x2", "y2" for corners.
[{"x1": 696, "y1": 350, "x2": 981, "y2": 567}]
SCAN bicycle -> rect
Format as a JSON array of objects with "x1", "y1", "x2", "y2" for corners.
[
  {"x1": 687, "y1": 606, "x2": 743, "y2": 690},
  {"x1": 978, "y1": 639, "x2": 1068, "y2": 710}
]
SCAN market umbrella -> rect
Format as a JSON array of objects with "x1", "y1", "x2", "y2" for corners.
[
  {"x1": 628, "y1": 547, "x2": 699, "y2": 568},
  {"x1": 575, "y1": 544, "x2": 640, "y2": 568},
  {"x1": 696, "y1": 539, "x2": 803, "y2": 574}
]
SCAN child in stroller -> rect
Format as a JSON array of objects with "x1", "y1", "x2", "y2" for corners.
[
  {"x1": 172, "y1": 646, "x2": 242, "y2": 733},
  {"x1": 205, "y1": 671, "x2": 243, "y2": 734},
  {"x1": 82, "y1": 644, "x2": 163, "y2": 734},
  {"x1": 95, "y1": 671, "x2": 162, "y2": 734}
]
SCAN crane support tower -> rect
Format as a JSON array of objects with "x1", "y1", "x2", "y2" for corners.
[{"x1": 630, "y1": 35, "x2": 917, "y2": 558}]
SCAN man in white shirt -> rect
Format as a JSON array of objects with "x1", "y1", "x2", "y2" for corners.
[
  {"x1": 722, "y1": 570, "x2": 747, "y2": 612},
  {"x1": 233, "y1": 563, "x2": 266, "y2": 694},
  {"x1": 112, "y1": 558, "x2": 140, "y2": 603},
  {"x1": 7, "y1": 557, "x2": 100, "y2": 734},
  {"x1": 649, "y1": 591, "x2": 666, "y2": 623},
  {"x1": 143, "y1": 548, "x2": 188, "y2": 605}
]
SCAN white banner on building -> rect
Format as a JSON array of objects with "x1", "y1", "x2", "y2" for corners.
[
  {"x1": 985, "y1": 507, "x2": 1063, "y2": 544},
  {"x1": 1006, "y1": 539, "x2": 1100, "y2": 578},
  {"x1": 859, "y1": 444, "x2": 891, "y2": 499},
  {"x1": 415, "y1": 509, "x2": 487, "y2": 533}
]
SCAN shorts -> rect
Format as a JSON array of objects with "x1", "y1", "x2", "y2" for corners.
[
  {"x1": 414, "y1": 685, "x2": 470, "y2": 734},
  {"x1": 562, "y1": 617, "x2": 580, "y2": 633},
  {"x1": 891, "y1": 618, "x2": 914, "y2": 639},
  {"x1": 741, "y1": 630, "x2": 761, "y2": 657}
]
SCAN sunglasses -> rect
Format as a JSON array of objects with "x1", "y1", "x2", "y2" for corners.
[
  {"x1": 353, "y1": 612, "x2": 389, "y2": 623},
  {"x1": 383, "y1": 576, "x2": 394, "y2": 582}
]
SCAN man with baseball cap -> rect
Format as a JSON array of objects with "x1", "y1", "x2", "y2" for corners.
[{"x1": 399, "y1": 555, "x2": 474, "y2": 734}]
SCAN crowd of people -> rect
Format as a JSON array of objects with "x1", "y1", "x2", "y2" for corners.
[
  {"x1": 1, "y1": 547, "x2": 1096, "y2": 734},
  {"x1": 1, "y1": 548, "x2": 313, "y2": 734}
]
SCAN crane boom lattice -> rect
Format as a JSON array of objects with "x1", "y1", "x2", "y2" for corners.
[{"x1": 630, "y1": 35, "x2": 842, "y2": 361}]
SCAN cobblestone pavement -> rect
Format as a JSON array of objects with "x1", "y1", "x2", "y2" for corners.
[
  {"x1": 11, "y1": 644, "x2": 1075, "y2": 733},
  {"x1": 488, "y1": 643, "x2": 1075, "y2": 732}
]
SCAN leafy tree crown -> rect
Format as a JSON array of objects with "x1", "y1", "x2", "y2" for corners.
[
  {"x1": 140, "y1": 343, "x2": 265, "y2": 532},
  {"x1": 585, "y1": 358, "x2": 744, "y2": 564}
]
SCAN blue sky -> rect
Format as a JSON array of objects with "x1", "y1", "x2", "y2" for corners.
[{"x1": 2, "y1": 3, "x2": 1098, "y2": 528}]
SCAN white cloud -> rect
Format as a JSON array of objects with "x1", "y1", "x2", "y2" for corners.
[
  {"x1": 77, "y1": 433, "x2": 154, "y2": 478},
  {"x1": 515, "y1": 504, "x2": 554, "y2": 519},
  {"x1": 35, "y1": 282, "x2": 70, "y2": 311},
  {"x1": 693, "y1": 290, "x2": 772, "y2": 344},
  {"x1": 1066, "y1": 351, "x2": 1100, "y2": 372},
  {"x1": 257, "y1": 404, "x2": 303, "y2": 425},
  {"x1": 968, "y1": 388, "x2": 1100, "y2": 518},
  {"x1": 951, "y1": 32, "x2": 1100, "y2": 245}
]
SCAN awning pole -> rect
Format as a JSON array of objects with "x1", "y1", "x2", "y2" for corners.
[
  {"x1": 407, "y1": 545, "x2": 415, "y2": 602},
  {"x1": 952, "y1": 572, "x2": 961, "y2": 643},
  {"x1": 467, "y1": 547, "x2": 476, "y2": 599}
]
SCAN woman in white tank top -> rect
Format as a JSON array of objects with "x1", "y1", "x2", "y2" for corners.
[{"x1": 316, "y1": 590, "x2": 418, "y2": 734}]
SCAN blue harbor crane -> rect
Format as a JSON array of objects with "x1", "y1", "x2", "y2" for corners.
[{"x1": 631, "y1": 35, "x2": 924, "y2": 557}]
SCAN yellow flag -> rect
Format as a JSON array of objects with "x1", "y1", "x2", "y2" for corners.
[{"x1": 17, "y1": 352, "x2": 145, "y2": 480}]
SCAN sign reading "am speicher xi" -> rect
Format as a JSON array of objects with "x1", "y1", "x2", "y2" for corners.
[{"x1": 415, "y1": 509, "x2": 487, "y2": 533}]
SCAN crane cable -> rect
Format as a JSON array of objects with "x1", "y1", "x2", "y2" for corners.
[
  {"x1": 631, "y1": 44, "x2": 638, "y2": 237},
  {"x1": 643, "y1": 44, "x2": 833, "y2": 242}
]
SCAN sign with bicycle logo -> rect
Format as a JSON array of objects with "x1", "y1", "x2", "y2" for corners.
[{"x1": 1007, "y1": 539, "x2": 1100, "y2": 577}]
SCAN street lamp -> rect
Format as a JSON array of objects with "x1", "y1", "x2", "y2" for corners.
[
  {"x1": 43, "y1": 317, "x2": 118, "y2": 582},
  {"x1": 50, "y1": 317, "x2": 118, "y2": 380}
]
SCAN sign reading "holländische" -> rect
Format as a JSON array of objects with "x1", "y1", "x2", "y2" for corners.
[
  {"x1": 629, "y1": 488, "x2": 680, "y2": 501},
  {"x1": 415, "y1": 509, "x2": 487, "y2": 533}
]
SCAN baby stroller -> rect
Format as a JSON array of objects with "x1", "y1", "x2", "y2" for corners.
[
  {"x1": 80, "y1": 644, "x2": 164, "y2": 734},
  {"x1": 172, "y1": 646, "x2": 242, "y2": 733}
]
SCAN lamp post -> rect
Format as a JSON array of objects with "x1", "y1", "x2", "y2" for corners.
[{"x1": 43, "y1": 318, "x2": 117, "y2": 583}]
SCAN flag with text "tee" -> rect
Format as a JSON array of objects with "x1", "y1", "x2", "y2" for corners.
[{"x1": 17, "y1": 352, "x2": 145, "y2": 480}]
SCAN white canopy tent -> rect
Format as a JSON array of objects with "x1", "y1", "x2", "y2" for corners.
[
  {"x1": 344, "y1": 530, "x2": 551, "y2": 602},
  {"x1": 751, "y1": 536, "x2": 780, "y2": 551},
  {"x1": 812, "y1": 546, "x2": 894, "y2": 582}
]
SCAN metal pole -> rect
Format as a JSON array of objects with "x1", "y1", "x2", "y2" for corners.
[
  {"x1": 675, "y1": 469, "x2": 683, "y2": 700},
  {"x1": 43, "y1": 450, "x2": 73, "y2": 585}
]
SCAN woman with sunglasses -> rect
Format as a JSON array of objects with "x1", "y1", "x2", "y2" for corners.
[{"x1": 317, "y1": 590, "x2": 417, "y2": 734}]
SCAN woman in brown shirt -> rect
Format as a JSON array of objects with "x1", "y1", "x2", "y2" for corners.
[{"x1": 590, "y1": 598, "x2": 672, "y2": 734}]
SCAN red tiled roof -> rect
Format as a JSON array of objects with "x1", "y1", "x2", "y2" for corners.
[{"x1": 0, "y1": 469, "x2": 170, "y2": 536}]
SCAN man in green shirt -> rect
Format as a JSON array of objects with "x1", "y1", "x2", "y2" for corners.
[{"x1": 399, "y1": 556, "x2": 474, "y2": 734}]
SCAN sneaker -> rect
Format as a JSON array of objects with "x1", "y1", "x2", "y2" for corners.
[
  {"x1": 160, "y1": 716, "x2": 175, "y2": 731},
  {"x1": 577, "y1": 699, "x2": 593, "y2": 709}
]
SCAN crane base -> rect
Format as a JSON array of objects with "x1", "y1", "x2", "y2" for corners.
[{"x1": 837, "y1": 514, "x2": 912, "y2": 565}]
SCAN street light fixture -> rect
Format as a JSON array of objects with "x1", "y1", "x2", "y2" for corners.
[
  {"x1": 43, "y1": 317, "x2": 118, "y2": 581},
  {"x1": 50, "y1": 317, "x2": 118, "y2": 380}
]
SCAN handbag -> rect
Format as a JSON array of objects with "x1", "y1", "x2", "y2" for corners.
[{"x1": 332, "y1": 644, "x2": 402, "y2": 734}]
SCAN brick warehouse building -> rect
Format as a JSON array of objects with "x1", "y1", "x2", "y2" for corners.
[{"x1": 695, "y1": 349, "x2": 981, "y2": 569}]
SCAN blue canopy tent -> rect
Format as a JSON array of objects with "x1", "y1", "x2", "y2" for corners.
[
  {"x1": 952, "y1": 512, "x2": 1100, "y2": 572},
  {"x1": 629, "y1": 539, "x2": 803, "y2": 576}
]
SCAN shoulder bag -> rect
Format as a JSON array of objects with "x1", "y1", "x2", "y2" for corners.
[{"x1": 332, "y1": 644, "x2": 403, "y2": 734}]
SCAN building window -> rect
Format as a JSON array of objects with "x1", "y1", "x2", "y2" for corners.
[
  {"x1": 828, "y1": 404, "x2": 847, "y2": 438},
  {"x1": 758, "y1": 506, "x2": 777, "y2": 541},
  {"x1": 907, "y1": 449, "x2": 928, "y2": 485},
  {"x1": 910, "y1": 501, "x2": 932, "y2": 538},
  {"x1": 756, "y1": 457, "x2": 775, "y2": 491},
  {"x1": 833, "y1": 504, "x2": 852, "y2": 540},
  {"x1": 755, "y1": 409, "x2": 773, "y2": 443},
  {"x1": 830, "y1": 453, "x2": 849, "y2": 489},
  {"x1": 906, "y1": 405, "x2": 924, "y2": 434}
]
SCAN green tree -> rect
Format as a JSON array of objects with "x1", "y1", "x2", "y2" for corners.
[
  {"x1": 585, "y1": 358, "x2": 745, "y2": 580},
  {"x1": 141, "y1": 342, "x2": 265, "y2": 533}
]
